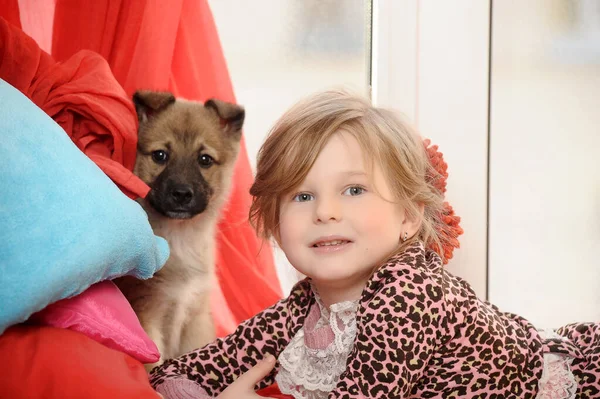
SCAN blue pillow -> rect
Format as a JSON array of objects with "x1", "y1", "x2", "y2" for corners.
[{"x1": 0, "y1": 79, "x2": 170, "y2": 334}]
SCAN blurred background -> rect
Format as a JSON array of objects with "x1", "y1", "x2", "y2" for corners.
[{"x1": 209, "y1": 0, "x2": 600, "y2": 329}]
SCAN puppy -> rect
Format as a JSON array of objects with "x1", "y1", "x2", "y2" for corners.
[{"x1": 115, "y1": 90, "x2": 244, "y2": 370}]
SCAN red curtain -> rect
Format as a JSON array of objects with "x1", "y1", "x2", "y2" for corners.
[
  {"x1": 0, "y1": 10, "x2": 149, "y2": 200},
  {"x1": 0, "y1": 0, "x2": 20, "y2": 29},
  {"x1": 8, "y1": 0, "x2": 282, "y2": 337}
]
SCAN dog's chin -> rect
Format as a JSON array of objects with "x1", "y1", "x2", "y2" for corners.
[
  {"x1": 146, "y1": 196, "x2": 207, "y2": 220},
  {"x1": 164, "y1": 210, "x2": 194, "y2": 219}
]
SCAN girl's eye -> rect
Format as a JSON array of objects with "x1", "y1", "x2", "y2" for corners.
[
  {"x1": 293, "y1": 193, "x2": 314, "y2": 202},
  {"x1": 344, "y1": 186, "x2": 365, "y2": 196}
]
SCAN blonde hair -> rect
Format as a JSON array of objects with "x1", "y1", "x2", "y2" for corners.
[{"x1": 250, "y1": 89, "x2": 448, "y2": 261}]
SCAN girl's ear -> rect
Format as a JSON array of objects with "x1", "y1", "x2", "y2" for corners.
[{"x1": 401, "y1": 203, "x2": 425, "y2": 240}]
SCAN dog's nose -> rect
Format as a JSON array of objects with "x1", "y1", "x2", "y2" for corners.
[{"x1": 170, "y1": 185, "x2": 193, "y2": 205}]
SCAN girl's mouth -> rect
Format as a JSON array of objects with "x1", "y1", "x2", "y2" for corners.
[
  {"x1": 310, "y1": 238, "x2": 353, "y2": 254},
  {"x1": 312, "y1": 239, "x2": 351, "y2": 247}
]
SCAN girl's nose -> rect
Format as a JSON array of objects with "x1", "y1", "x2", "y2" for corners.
[{"x1": 314, "y1": 197, "x2": 342, "y2": 223}]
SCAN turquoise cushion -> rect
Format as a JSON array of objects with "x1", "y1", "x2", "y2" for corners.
[{"x1": 0, "y1": 79, "x2": 169, "y2": 334}]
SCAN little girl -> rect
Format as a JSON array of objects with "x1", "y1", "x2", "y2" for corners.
[{"x1": 149, "y1": 90, "x2": 599, "y2": 398}]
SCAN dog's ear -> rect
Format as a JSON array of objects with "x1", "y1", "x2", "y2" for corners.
[
  {"x1": 204, "y1": 99, "x2": 245, "y2": 136},
  {"x1": 133, "y1": 90, "x2": 176, "y2": 124}
]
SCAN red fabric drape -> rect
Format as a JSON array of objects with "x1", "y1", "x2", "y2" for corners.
[
  {"x1": 50, "y1": 0, "x2": 282, "y2": 336},
  {"x1": 0, "y1": 15, "x2": 149, "y2": 200},
  {"x1": 0, "y1": 0, "x2": 20, "y2": 29},
  {"x1": 0, "y1": 325, "x2": 160, "y2": 398}
]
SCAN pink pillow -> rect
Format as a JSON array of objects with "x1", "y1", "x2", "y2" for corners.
[{"x1": 30, "y1": 280, "x2": 159, "y2": 364}]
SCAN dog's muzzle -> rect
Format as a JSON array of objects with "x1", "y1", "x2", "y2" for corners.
[
  {"x1": 148, "y1": 181, "x2": 210, "y2": 219},
  {"x1": 162, "y1": 184, "x2": 196, "y2": 218},
  {"x1": 171, "y1": 184, "x2": 193, "y2": 206}
]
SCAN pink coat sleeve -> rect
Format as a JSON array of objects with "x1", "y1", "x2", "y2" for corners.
[{"x1": 150, "y1": 282, "x2": 311, "y2": 398}]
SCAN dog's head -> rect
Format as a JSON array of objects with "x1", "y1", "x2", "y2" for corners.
[{"x1": 133, "y1": 90, "x2": 244, "y2": 220}]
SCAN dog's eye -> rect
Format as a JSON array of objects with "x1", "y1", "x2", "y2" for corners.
[
  {"x1": 199, "y1": 154, "x2": 214, "y2": 168},
  {"x1": 152, "y1": 150, "x2": 169, "y2": 164}
]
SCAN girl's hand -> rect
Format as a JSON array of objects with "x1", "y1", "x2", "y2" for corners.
[{"x1": 217, "y1": 355, "x2": 277, "y2": 399}]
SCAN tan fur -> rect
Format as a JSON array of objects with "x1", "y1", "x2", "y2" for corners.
[{"x1": 115, "y1": 91, "x2": 243, "y2": 371}]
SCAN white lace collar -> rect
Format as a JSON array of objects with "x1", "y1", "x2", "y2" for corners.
[{"x1": 275, "y1": 287, "x2": 359, "y2": 399}]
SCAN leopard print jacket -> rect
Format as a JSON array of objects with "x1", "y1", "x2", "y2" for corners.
[{"x1": 150, "y1": 242, "x2": 597, "y2": 398}]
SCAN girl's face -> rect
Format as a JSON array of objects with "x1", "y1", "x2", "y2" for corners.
[{"x1": 278, "y1": 131, "x2": 415, "y2": 303}]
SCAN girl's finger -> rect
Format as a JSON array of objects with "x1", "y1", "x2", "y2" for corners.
[{"x1": 235, "y1": 354, "x2": 276, "y2": 389}]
